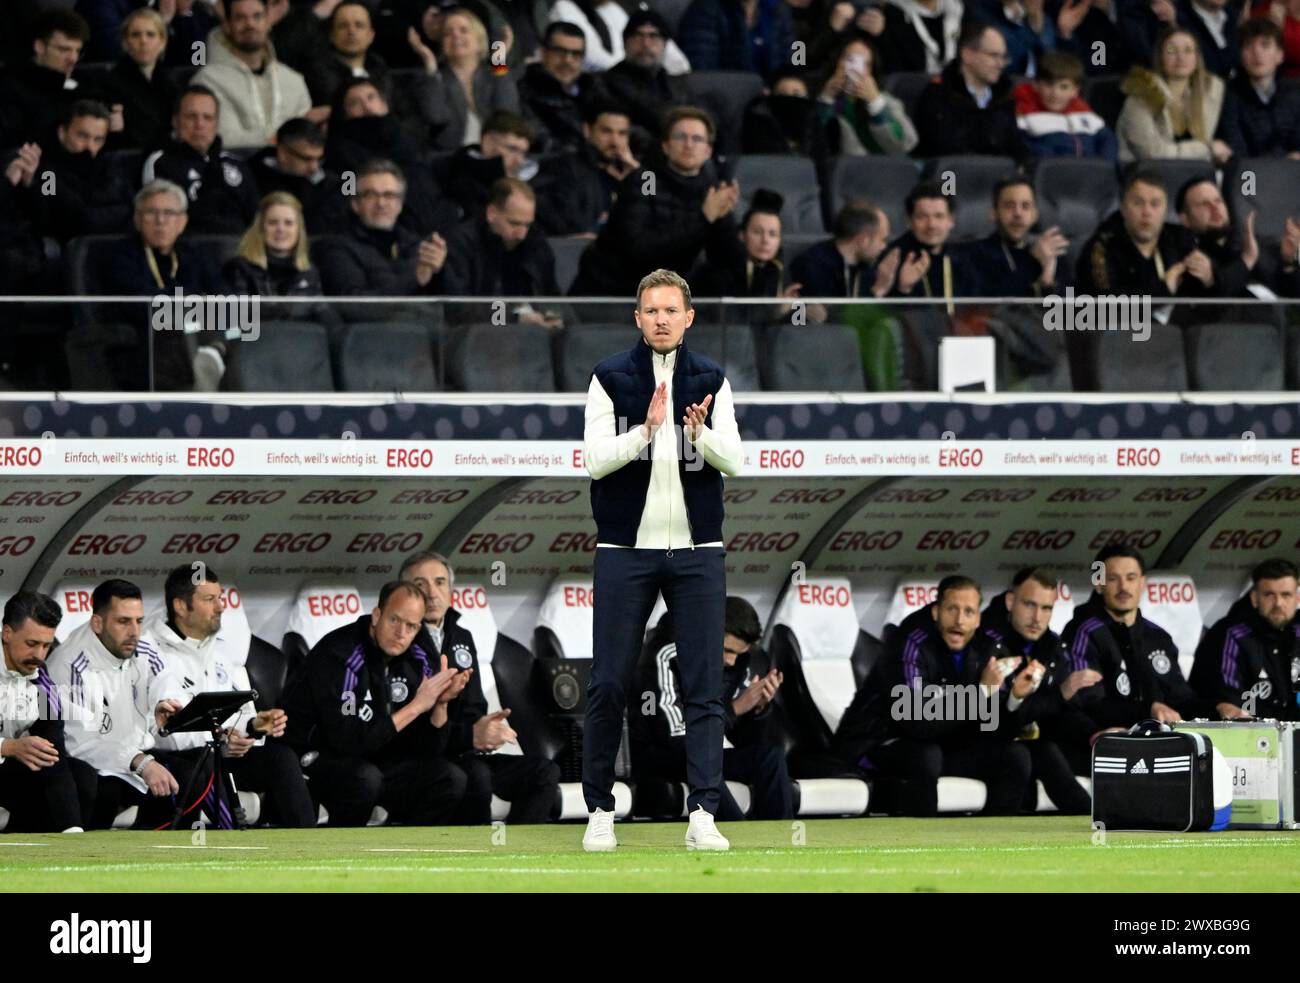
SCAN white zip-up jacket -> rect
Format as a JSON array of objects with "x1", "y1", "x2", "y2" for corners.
[
  {"x1": 46, "y1": 624, "x2": 183, "y2": 793},
  {"x1": 147, "y1": 617, "x2": 259, "y2": 752},
  {"x1": 0, "y1": 660, "x2": 61, "y2": 762},
  {"x1": 584, "y1": 345, "x2": 743, "y2": 549}
]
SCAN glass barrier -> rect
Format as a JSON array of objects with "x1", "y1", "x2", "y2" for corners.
[{"x1": 0, "y1": 295, "x2": 1296, "y2": 394}]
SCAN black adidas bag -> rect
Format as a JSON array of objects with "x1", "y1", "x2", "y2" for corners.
[{"x1": 1092, "y1": 721, "x2": 1225, "y2": 832}]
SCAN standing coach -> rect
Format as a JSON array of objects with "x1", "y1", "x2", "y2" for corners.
[{"x1": 580, "y1": 268, "x2": 743, "y2": 852}]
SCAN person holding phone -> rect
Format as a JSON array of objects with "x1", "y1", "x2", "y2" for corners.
[{"x1": 816, "y1": 33, "x2": 918, "y2": 154}]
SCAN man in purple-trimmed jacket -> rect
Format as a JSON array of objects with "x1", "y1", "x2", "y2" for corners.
[{"x1": 283, "y1": 581, "x2": 462, "y2": 827}]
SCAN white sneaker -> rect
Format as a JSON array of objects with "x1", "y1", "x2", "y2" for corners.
[
  {"x1": 192, "y1": 345, "x2": 225, "y2": 392},
  {"x1": 61, "y1": 826, "x2": 85, "y2": 834},
  {"x1": 685, "y1": 805, "x2": 730, "y2": 851},
  {"x1": 582, "y1": 808, "x2": 617, "y2": 852}
]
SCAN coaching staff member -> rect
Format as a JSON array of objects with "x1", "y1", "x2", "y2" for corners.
[{"x1": 581, "y1": 268, "x2": 743, "y2": 853}]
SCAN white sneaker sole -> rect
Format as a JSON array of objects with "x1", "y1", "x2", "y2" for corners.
[
  {"x1": 685, "y1": 839, "x2": 730, "y2": 851},
  {"x1": 583, "y1": 839, "x2": 618, "y2": 852}
]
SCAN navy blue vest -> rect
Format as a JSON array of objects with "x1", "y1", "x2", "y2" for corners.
[{"x1": 589, "y1": 338, "x2": 728, "y2": 546}]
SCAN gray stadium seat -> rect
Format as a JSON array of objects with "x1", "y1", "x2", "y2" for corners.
[
  {"x1": 921, "y1": 155, "x2": 1019, "y2": 241},
  {"x1": 548, "y1": 236, "x2": 589, "y2": 294},
  {"x1": 782, "y1": 232, "x2": 824, "y2": 266},
  {"x1": 883, "y1": 71, "x2": 932, "y2": 123},
  {"x1": 826, "y1": 155, "x2": 922, "y2": 238},
  {"x1": 684, "y1": 322, "x2": 761, "y2": 392},
  {"x1": 767, "y1": 323, "x2": 868, "y2": 390},
  {"x1": 1096, "y1": 321, "x2": 1188, "y2": 391},
  {"x1": 103, "y1": 148, "x2": 146, "y2": 194},
  {"x1": 1227, "y1": 157, "x2": 1300, "y2": 239},
  {"x1": 558, "y1": 323, "x2": 625, "y2": 391},
  {"x1": 1187, "y1": 321, "x2": 1285, "y2": 391},
  {"x1": 230, "y1": 320, "x2": 336, "y2": 391},
  {"x1": 450, "y1": 323, "x2": 556, "y2": 391},
  {"x1": 650, "y1": 0, "x2": 694, "y2": 31},
  {"x1": 1125, "y1": 160, "x2": 1216, "y2": 224},
  {"x1": 337, "y1": 321, "x2": 438, "y2": 392},
  {"x1": 1032, "y1": 157, "x2": 1120, "y2": 243},
  {"x1": 1082, "y1": 74, "x2": 1124, "y2": 128},
  {"x1": 733, "y1": 155, "x2": 825, "y2": 233},
  {"x1": 683, "y1": 71, "x2": 765, "y2": 155}
]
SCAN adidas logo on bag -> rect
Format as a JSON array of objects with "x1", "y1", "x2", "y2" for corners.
[{"x1": 1129, "y1": 759, "x2": 1149, "y2": 774}]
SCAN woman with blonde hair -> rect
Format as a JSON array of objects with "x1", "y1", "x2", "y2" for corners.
[
  {"x1": 408, "y1": 6, "x2": 521, "y2": 150},
  {"x1": 105, "y1": 7, "x2": 178, "y2": 151},
  {"x1": 1116, "y1": 27, "x2": 1231, "y2": 164}
]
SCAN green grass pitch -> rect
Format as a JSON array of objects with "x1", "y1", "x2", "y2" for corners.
[{"x1": 4, "y1": 817, "x2": 1300, "y2": 891}]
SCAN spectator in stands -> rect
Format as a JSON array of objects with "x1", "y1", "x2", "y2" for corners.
[
  {"x1": 882, "y1": 181, "x2": 977, "y2": 300},
  {"x1": 815, "y1": 33, "x2": 918, "y2": 155},
  {"x1": 149, "y1": 563, "x2": 316, "y2": 828},
  {"x1": 46, "y1": 579, "x2": 197, "y2": 830},
  {"x1": 570, "y1": 106, "x2": 741, "y2": 298},
  {"x1": 914, "y1": 22, "x2": 1025, "y2": 158},
  {"x1": 741, "y1": 68, "x2": 829, "y2": 157},
  {"x1": 1061, "y1": 546, "x2": 1213, "y2": 728},
  {"x1": 1014, "y1": 50, "x2": 1119, "y2": 160},
  {"x1": 517, "y1": 22, "x2": 604, "y2": 153},
  {"x1": 1191, "y1": 558, "x2": 1300, "y2": 720},
  {"x1": 602, "y1": 10, "x2": 691, "y2": 156},
  {"x1": 400, "y1": 553, "x2": 562, "y2": 825},
  {"x1": 157, "y1": 0, "x2": 224, "y2": 69},
  {"x1": 316, "y1": 160, "x2": 449, "y2": 318},
  {"x1": 1121, "y1": 0, "x2": 1243, "y2": 80},
  {"x1": 282, "y1": 581, "x2": 466, "y2": 827},
  {"x1": 547, "y1": 0, "x2": 694, "y2": 72},
  {"x1": 142, "y1": 85, "x2": 260, "y2": 236},
  {"x1": 1117, "y1": 26, "x2": 1230, "y2": 163},
  {"x1": 446, "y1": 110, "x2": 537, "y2": 215},
  {"x1": 0, "y1": 10, "x2": 98, "y2": 147},
  {"x1": 834, "y1": 575, "x2": 1034, "y2": 817},
  {"x1": 0, "y1": 144, "x2": 48, "y2": 296},
  {"x1": 0, "y1": 590, "x2": 95, "y2": 833},
  {"x1": 1175, "y1": 175, "x2": 1273, "y2": 294},
  {"x1": 534, "y1": 103, "x2": 639, "y2": 235},
  {"x1": 970, "y1": 0, "x2": 1056, "y2": 76},
  {"x1": 1053, "y1": 0, "x2": 1135, "y2": 78},
  {"x1": 325, "y1": 78, "x2": 460, "y2": 237},
  {"x1": 856, "y1": 0, "x2": 964, "y2": 75},
  {"x1": 960, "y1": 177, "x2": 1069, "y2": 296},
  {"x1": 442, "y1": 178, "x2": 562, "y2": 324},
  {"x1": 631, "y1": 598, "x2": 793, "y2": 821},
  {"x1": 91, "y1": 179, "x2": 224, "y2": 391},
  {"x1": 1216, "y1": 17, "x2": 1300, "y2": 157},
  {"x1": 105, "y1": 8, "x2": 179, "y2": 153},
  {"x1": 1280, "y1": 214, "x2": 1300, "y2": 294},
  {"x1": 1252, "y1": 0, "x2": 1300, "y2": 77},
  {"x1": 303, "y1": 2, "x2": 394, "y2": 107},
  {"x1": 1075, "y1": 169, "x2": 1210, "y2": 296},
  {"x1": 789, "y1": 199, "x2": 894, "y2": 297},
  {"x1": 677, "y1": 0, "x2": 797, "y2": 78},
  {"x1": 695, "y1": 189, "x2": 804, "y2": 331},
  {"x1": 249, "y1": 118, "x2": 349, "y2": 234},
  {"x1": 418, "y1": 7, "x2": 521, "y2": 151},
  {"x1": 192, "y1": 0, "x2": 314, "y2": 149},
  {"x1": 980, "y1": 568, "x2": 1096, "y2": 810},
  {"x1": 29, "y1": 101, "x2": 134, "y2": 244}
]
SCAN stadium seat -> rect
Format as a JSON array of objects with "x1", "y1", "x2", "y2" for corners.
[
  {"x1": 883, "y1": 71, "x2": 932, "y2": 123},
  {"x1": 1141, "y1": 572, "x2": 1203, "y2": 679},
  {"x1": 449, "y1": 323, "x2": 556, "y2": 392},
  {"x1": 246, "y1": 636, "x2": 288, "y2": 710},
  {"x1": 186, "y1": 234, "x2": 242, "y2": 268},
  {"x1": 1125, "y1": 160, "x2": 1215, "y2": 223},
  {"x1": 104, "y1": 148, "x2": 146, "y2": 194},
  {"x1": 683, "y1": 322, "x2": 761, "y2": 392},
  {"x1": 1082, "y1": 74, "x2": 1124, "y2": 128},
  {"x1": 825, "y1": 155, "x2": 921, "y2": 240},
  {"x1": 733, "y1": 155, "x2": 825, "y2": 233},
  {"x1": 1095, "y1": 321, "x2": 1188, "y2": 391},
  {"x1": 782, "y1": 232, "x2": 824, "y2": 267},
  {"x1": 921, "y1": 156, "x2": 1019, "y2": 241},
  {"x1": 766, "y1": 323, "x2": 867, "y2": 390},
  {"x1": 650, "y1": 0, "x2": 693, "y2": 31},
  {"x1": 548, "y1": 236, "x2": 589, "y2": 294},
  {"x1": 534, "y1": 578, "x2": 594, "y2": 660},
  {"x1": 1031, "y1": 158, "x2": 1120, "y2": 246},
  {"x1": 337, "y1": 321, "x2": 438, "y2": 392},
  {"x1": 849, "y1": 630, "x2": 883, "y2": 691},
  {"x1": 683, "y1": 71, "x2": 765, "y2": 154},
  {"x1": 229, "y1": 321, "x2": 336, "y2": 392},
  {"x1": 281, "y1": 583, "x2": 367, "y2": 679},
  {"x1": 884, "y1": 579, "x2": 939, "y2": 630},
  {"x1": 1187, "y1": 321, "x2": 1285, "y2": 391},
  {"x1": 557, "y1": 323, "x2": 623, "y2": 391},
  {"x1": 1227, "y1": 158, "x2": 1300, "y2": 239}
]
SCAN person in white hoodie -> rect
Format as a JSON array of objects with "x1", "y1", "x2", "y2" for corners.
[
  {"x1": 46, "y1": 579, "x2": 198, "y2": 830},
  {"x1": 0, "y1": 591, "x2": 96, "y2": 833},
  {"x1": 192, "y1": 0, "x2": 314, "y2": 149},
  {"x1": 149, "y1": 563, "x2": 316, "y2": 828}
]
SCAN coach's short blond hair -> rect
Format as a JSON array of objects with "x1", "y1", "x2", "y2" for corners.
[{"x1": 636, "y1": 268, "x2": 692, "y2": 310}]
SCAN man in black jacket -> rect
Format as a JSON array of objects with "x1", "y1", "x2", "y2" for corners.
[
  {"x1": 445, "y1": 111, "x2": 536, "y2": 217},
  {"x1": 570, "y1": 106, "x2": 740, "y2": 298},
  {"x1": 788, "y1": 200, "x2": 893, "y2": 298},
  {"x1": 1060, "y1": 546, "x2": 1215, "y2": 730},
  {"x1": 141, "y1": 85, "x2": 259, "y2": 236},
  {"x1": 533, "y1": 103, "x2": 639, "y2": 236},
  {"x1": 400, "y1": 552, "x2": 561, "y2": 825},
  {"x1": 630, "y1": 597, "x2": 792, "y2": 821},
  {"x1": 580, "y1": 268, "x2": 744, "y2": 851},
  {"x1": 883, "y1": 181, "x2": 978, "y2": 300},
  {"x1": 248, "y1": 118, "x2": 349, "y2": 235},
  {"x1": 602, "y1": 10, "x2": 690, "y2": 158},
  {"x1": 833, "y1": 575, "x2": 1034, "y2": 817},
  {"x1": 0, "y1": 10, "x2": 98, "y2": 148},
  {"x1": 517, "y1": 21, "x2": 604, "y2": 154},
  {"x1": 1174, "y1": 176, "x2": 1282, "y2": 297},
  {"x1": 1216, "y1": 18, "x2": 1300, "y2": 158},
  {"x1": 914, "y1": 22, "x2": 1024, "y2": 159},
  {"x1": 959, "y1": 177, "x2": 1070, "y2": 297},
  {"x1": 1191, "y1": 558, "x2": 1300, "y2": 720},
  {"x1": 28, "y1": 100, "x2": 133, "y2": 244},
  {"x1": 282, "y1": 581, "x2": 464, "y2": 827}
]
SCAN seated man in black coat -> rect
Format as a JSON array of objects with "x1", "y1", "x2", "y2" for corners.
[
  {"x1": 959, "y1": 177, "x2": 1069, "y2": 296},
  {"x1": 601, "y1": 10, "x2": 691, "y2": 158},
  {"x1": 882, "y1": 181, "x2": 978, "y2": 301},
  {"x1": 914, "y1": 22, "x2": 1025, "y2": 159},
  {"x1": 517, "y1": 21, "x2": 604, "y2": 154},
  {"x1": 0, "y1": 9, "x2": 101, "y2": 148},
  {"x1": 1216, "y1": 18, "x2": 1300, "y2": 158},
  {"x1": 442, "y1": 178, "x2": 561, "y2": 326},
  {"x1": 533, "y1": 103, "x2": 639, "y2": 236},
  {"x1": 248, "y1": 118, "x2": 349, "y2": 235},
  {"x1": 28, "y1": 100, "x2": 133, "y2": 243},
  {"x1": 445, "y1": 111, "x2": 536, "y2": 217},
  {"x1": 789, "y1": 199, "x2": 894, "y2": 298},
  {"x1": 141, "y1": 85, "x2": 259, "y2": 237}
]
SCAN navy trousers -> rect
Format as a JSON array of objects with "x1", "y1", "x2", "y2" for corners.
[{"x1": 583, "y1": 545, "x2": 726, "y2": 814}]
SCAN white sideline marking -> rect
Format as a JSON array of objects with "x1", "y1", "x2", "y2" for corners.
[
  {"x1": 363, "y1": 848, "x2": 486, "y2": 853},
  {"x1": 151, "y1": 845, "x2": 269, "y2": 851},
  {"x1": 0, "y1": 843, "x2": 48, "y2": 847}
]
